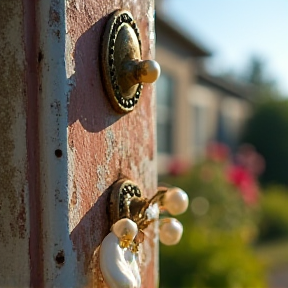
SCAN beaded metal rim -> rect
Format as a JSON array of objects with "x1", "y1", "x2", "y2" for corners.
[
  {"x1": 101, "y1": 10, "x2": 143, "y2": 113},
  {"x1": 109, "y1": 179, "x2": 142, "y2": 226}
]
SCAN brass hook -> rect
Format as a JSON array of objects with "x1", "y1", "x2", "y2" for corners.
[{"x1": 101, "y1": 10, "x2": 161, "y2": 113}]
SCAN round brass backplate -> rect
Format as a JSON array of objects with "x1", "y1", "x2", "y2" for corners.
[
  {"x1": 109, "y1": 179, "x2": 142, "y2": 226},
  {"x1": 101, "y1": 10, "x2": 143, "y2": 113}
]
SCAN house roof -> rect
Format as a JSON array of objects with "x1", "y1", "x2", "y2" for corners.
[
  {"x1": 155, "y1": 11, "x2": 252, "y2": 102},
  {"x1": 155, "y1": 12, "x2": 211, "y2": 57},
  {"x1": 197, "y1": 71, "x2": 254, "y2": 101}
]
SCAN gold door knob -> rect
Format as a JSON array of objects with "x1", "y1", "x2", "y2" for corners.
[
  {"x1": 119, "y1": 59, "x2": 161, "y2": 93},
  {"x1": 101, "y1": 10, "x2": 161, "y2": 113}
]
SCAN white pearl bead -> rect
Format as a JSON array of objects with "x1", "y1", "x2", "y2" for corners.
[
  {"x1": 159, "y1": 218, "x2": 183, "y2": 245},
  {"x1": 100, "y1": 232, "x2": 140, "y2": 288},
  {"x1": 163, "y1": 187, "x2": 189, "y2": 215},
  {"x1": 112, "y1": 218, "x2": 138, "y2": 241}
]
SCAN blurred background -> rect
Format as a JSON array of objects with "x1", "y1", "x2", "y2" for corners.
[{"x1": 155, "y1": 1, "x2": 288, "y2": 287}]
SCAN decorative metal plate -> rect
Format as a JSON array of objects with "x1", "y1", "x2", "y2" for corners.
[
  {"x1": 101, "y1": 10, "x2": 143, "y2": 113},
  {"x1": 109, "y1": 179, "x2": 142, "y2": 226}
]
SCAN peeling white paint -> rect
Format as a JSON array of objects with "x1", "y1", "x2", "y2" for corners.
[
  {"x1": 105, "y1": 128, "x2": 115, "y2": 164},
  {"x1": 96, "y1": 164, "x2": 108, "y2": 192}
]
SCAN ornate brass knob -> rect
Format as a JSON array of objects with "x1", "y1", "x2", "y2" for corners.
[
  {"x1": 119, "y1": 59, "x2": 161, "y2": 93},
  {"x1": 101, "y1": 10, "x2": 161, "y2": 113}
]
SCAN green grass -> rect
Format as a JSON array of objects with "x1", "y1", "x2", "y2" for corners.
[{"x1": 255, "y1": 239, "x2": 288, "y2": 269}]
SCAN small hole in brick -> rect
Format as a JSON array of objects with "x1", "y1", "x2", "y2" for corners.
[
  {"x1": 55, "y1": 149, "x2": 62, "y2": 158},
  {"x1": 38, "y1": 51, "x2": 43, "y2": 63},
  {"x1": 55, "y1": 250, "x2": 65, "y2": 265}
]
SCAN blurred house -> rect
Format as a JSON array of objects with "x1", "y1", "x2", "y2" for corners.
[{"x1": 155, "y1": 13, "x2": 252, "y2": 175}]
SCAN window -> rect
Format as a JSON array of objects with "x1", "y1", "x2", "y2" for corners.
[
  {"x1": 192, "y1": 104, "x2": 207, "y2": 158},
  {"x1": 217, "y1": 112, "x2": 239, "y2": 151},
  {"x1": 193, "y1": 105, "x2": 207, "y2": 147},
  {"x1": 217, "y1": 98, "x2": 242, "y2": 151},
  {"x1": 156, "y1": 72, "x2": 174, "y2": 154}
]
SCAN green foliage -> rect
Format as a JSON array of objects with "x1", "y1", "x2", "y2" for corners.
[
  {"x1": 241, "y1": 56, "x2": 282, "y2": 101},
  {"x1": 258, "y1": 186, "x2": 288, "y2": 242},
  {"x1": 244, "y1": 57, "x2": 266, "y2": 86},
  {"x1": 161, "y1": 161, "x2": 255, "y2": 231},
  {"x1": 159, "y1": 161, "x2": 266, "y2": 288},
  {"x1": 160, "y1": 228, "x2": 265, "y2": 288},
  {"x1": 242, "y1": 99, "x2": 288, "y2": 186}
]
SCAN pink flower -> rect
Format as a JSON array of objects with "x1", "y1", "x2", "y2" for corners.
[
  {"x1": 168, "y1": 157, "x2": 190, "y2": 176},
  {"x1": 235, "y1": 144, "x2": 265, "y2": 178},
  {"x1": 226, "y1": 165, "x2": 259, "y2": 205}
]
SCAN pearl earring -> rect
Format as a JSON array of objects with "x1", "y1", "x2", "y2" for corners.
[{"x1": 100, "y1": 178, "x2": 189, "y2": 288}]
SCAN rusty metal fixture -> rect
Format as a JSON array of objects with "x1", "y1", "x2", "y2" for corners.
[
  {"x1": 108, "y1": 178, "x2": 188, "y2": 246},
  {"x1": 101, "y1": 10, "x2": 161, "y2": 113}
]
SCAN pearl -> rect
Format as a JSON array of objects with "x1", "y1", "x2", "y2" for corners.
[
  {"x1": 100, "y1": 232, "x2": 141, "y2": 288},
  {"x1": 163, "y1": 187, "x2": 189, "y2": 215},
  {"x1": 159, "y1": 218, "x2": 183, "y2": 245},
  {"x1": 112, "y1": 218, "x2": 138, "y2": 248}
]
